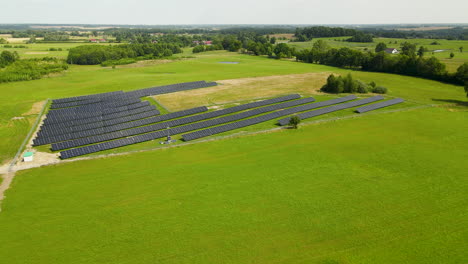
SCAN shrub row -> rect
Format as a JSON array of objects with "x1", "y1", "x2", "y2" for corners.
[{"x1": 67, "y1": 43, "x2": 183, "y2": 65}]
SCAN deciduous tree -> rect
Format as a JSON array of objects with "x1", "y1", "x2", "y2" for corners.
[
  {"x1": 288, "y1": 116, "x2": 301, "y2": 129},
  {"x1": 375, "y1": 42, "x2": 387, "y2": 52}
]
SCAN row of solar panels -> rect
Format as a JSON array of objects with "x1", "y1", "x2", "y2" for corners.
[
  {"x1": 355, "y1": 98, "x2": 404, "y2": 113},
  {"x1": 51, "y1": 91, "x2": 125, "y2": 104},
  {"x1": 53, "y1": 96, "x2": 314, "y2": 151},
  {"x1": 278, "y1": 95, "x2": 385, "y2": 126},
  {"x1": 50, "y1": 81, "x2": 214, "y2": 105},
  {"x1": 35, "y1": 106, "x2": 207, "y2": 146},
  {"x1": 39, "y1": 95, "x2": 300, "y2": 146},
  {"x1": 125, "y1": 81, "x2": 218, "y2": 98}
]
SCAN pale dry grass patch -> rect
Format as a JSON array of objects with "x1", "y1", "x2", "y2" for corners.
[
  {"x1": 109, "y1": 59, "x2": 179, "y2": 69},
  {"x1": 154, "y1": 72, "x2": 333, "y2": 111},
  {"x1": 22, "y1": 101, "x2": 46, "y2": 116},
  {"x1": 24, "y1": 52, "x2": 49, "y2": 55}
]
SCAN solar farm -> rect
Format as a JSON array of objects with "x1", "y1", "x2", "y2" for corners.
[
  {"x1": 30, "y1": 81, "x2": 404, "y2": 159},
  {"x1": 0, "y1": 51, "x2": 466, "y2": 264}
]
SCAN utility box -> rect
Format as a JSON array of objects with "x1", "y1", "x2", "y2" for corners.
[{"x1": 23, "y1": 152, "x2": 34, "y2": 162}]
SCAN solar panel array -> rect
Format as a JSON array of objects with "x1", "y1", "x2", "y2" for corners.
[
  {"x1": 59, "y1": 94, "x2": 307, "y2": 158},
  {"x1": 39, "y1": 82, "x2": 398, "y2": 159},
  {"x1": 53, "y1": 94, "x2": 301, "y2": 151},
  {"x1": 34, "y1": 81, "x2": 218, "y2": 146},
  {"x1": 355, "y1": 98, "x2": 404, "y2": 113},
  {"x1": 278, "y1": 95, "x2": 385, "y2": 126},
  {"x1": 181, "y1": 95, "x2": 359, "y2": 141},
  {"x1": 125, "y1": 81, "x2": 218, "y2": 98}
]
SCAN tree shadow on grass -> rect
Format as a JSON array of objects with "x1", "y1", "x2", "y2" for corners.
[{"x1": 432, "y1": 98, "x2": 468, "y2": 107}]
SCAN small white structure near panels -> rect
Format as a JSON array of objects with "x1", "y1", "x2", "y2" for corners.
[{"x1": 23, "y1": 151, "x2": 34, "y2": 162}]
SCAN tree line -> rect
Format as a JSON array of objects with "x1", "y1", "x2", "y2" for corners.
[
  {"x1": 294, "y1": 26, "x2": 358, "y2": 41},
  {"x1": 192, "y1": 34, "x2": 295, "y2": 59},
  {"x1": 67, "y1": 43, "x2": 183, "y2": 65},
  {"x1": 295, "y1": 40, "x2": 467, "y2": 85}
]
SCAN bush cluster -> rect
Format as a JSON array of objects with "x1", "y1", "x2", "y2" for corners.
[
  {"x1": 3, "y1": 45, "x2": 27, "y2": 48},
  {"x1": 0, "y1": 50, "x2": 19, "y2": 68},
  {"x1": 101, "y1": 58, "x2": 137, "y2": 67},
  {"x1": 321, "y1": 73, "x2": 387, "y2": 94},
  {"x1": 0, "y1": 57, "x2": 68, "y2": 83}
]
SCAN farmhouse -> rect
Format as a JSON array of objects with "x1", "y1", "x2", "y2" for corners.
[
  {"x1": 384, "y1": 48, "x2": 399, "y2": 54},
  {"x1": 89, "y1": 39, "x2": 107, "y2": 43},
  {"x1": 192, "y1": 40, "x2": 212, "y2": 45}
]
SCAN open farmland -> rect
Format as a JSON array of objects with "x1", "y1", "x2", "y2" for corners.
[
  {"x1": 0, "y1": 49, "x2": 467, "y2": 264},
  {"x1": 0, "y1": 42, "x2": 114, "y2": 59}
]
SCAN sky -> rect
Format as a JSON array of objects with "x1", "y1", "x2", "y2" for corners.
[{"x1": 1, "y1": 0, "x2": 467, "y2": 25}]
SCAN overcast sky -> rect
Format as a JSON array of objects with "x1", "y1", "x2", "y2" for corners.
[{"x1": 1, "y1": 0, "x2": 467, "y2": 25}]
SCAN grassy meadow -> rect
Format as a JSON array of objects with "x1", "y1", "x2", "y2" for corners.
[
  {"x1": 0, "y1": 49, "x2": 467, "y2": 263},
  {"x1": 289, "y1": 37, "x2": 468, "y2": 72},
  {"x1": 0, "y1": 106, "x2": 467, "y2": 264}
]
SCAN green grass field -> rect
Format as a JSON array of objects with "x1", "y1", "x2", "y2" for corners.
[
  {"x1": 289, "y1": 37, "x2": 468, "y2": 72},
  {"x1": 0, "y1": 106, "x2": 467, "y2": 264},
  {"x1": 0, "y1": 50, "x2": 467, "y2": 264}
]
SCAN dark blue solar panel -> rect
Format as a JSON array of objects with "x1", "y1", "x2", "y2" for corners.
[{"x1": 355, "y1": 98, "x2": 404, "y2": 113}]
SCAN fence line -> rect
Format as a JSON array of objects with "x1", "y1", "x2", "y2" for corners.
[{"x1": 8, "y1": 99, "x2": 49, "y2": 172}]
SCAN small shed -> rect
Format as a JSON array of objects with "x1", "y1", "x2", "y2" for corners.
[{"x1": 23, "y1": 152, "x2": 34, "y2": 162}]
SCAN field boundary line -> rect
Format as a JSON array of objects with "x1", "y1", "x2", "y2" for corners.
[
  {"x1": 0, "y1": 99, "x2": 49, "y2": 211},
  {"x1": 150, "y1": 97, "x2": 172, "y2": 112},
  {"x1": 8, "y1": 99, "x2": 49, "y2": 172}
]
